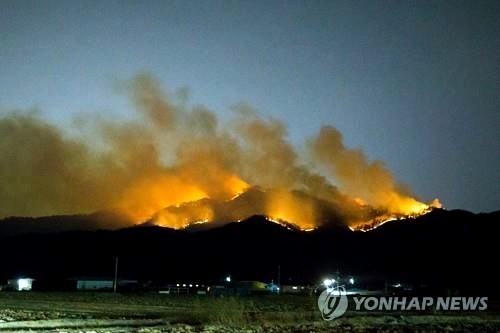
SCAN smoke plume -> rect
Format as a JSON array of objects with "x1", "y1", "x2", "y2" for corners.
[{"x1": 0, "y1": 73, "x2": 439, "y2": 229}]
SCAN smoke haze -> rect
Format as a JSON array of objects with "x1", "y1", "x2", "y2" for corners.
[{"x1": 0, "y1": 73, "x2": 439, "y2": 229}]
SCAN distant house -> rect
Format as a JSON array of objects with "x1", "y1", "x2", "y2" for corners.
[
  {"x1": 239, "y1": 280, "x2": 267, "y2": 291},
  {"x1": 76, "y1": 278, "x2": 113, "y2": 290},
  {"x1": 7, "y1": 277, "x2": 35, "y2": 291},
  {"x1": 280, "y1": 284, "x2": 312, "y2": 295},
  {"x1": 265, "y1": 282, "x2": 280, "y2": 294},
  {"x1": 209, "y1": 280, "x2": 270, "y2": 296},
  {"x1": 69, "y1": 277, "x2": 138, "y2": 291},
  {"x1": 158, "y1": 284, "x2": 201, "y2": 295}
]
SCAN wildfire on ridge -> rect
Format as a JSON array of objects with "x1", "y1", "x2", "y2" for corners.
[
  {"x1": 349, "y1": 198, "x2": 442, "y2": 232},
  {"x1": 146, "y1": 184, "x2": 442, "y2": 232},
  {"x1": 0, "y1": 73, "x2": 442, "y2": 231},
  {"x1": 148, "y1": 185, "x2": 321, "y2": 231}
]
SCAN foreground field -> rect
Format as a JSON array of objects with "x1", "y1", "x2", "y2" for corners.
[{"x1": 0, "y1": 292, "x2": 499, "y2": 332}]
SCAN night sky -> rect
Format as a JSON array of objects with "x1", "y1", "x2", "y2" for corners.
[{"x1": 1, "y1": 0, "x2": 499, "y2": 215}]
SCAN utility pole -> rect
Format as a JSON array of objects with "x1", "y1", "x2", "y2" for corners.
[
  {"x1": 278, "y1": 264, "x2": 281, "y2": 293},
  {"x1": 113, "y1": 256, "x2": 118, "y2": 293}
]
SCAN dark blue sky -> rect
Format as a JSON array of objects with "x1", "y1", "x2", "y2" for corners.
[{"x1": 1, "y1": 0, "x2": 499, "y2": 214}]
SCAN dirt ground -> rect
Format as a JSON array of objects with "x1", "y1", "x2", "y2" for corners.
[{"x1": 0, "y1": 292, "x2": 499, "y2": 332}]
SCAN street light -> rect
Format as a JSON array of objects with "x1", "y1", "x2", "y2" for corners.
[{"x1": 323, "y1": 278, "x2": 335, "y2": 287}]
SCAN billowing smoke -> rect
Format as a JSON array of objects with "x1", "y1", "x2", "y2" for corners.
[
  {"x1": 309, "y1": 126, "x2": 438, "y2": 218},
  {"x1": 0, "y1": 73, "x2": 439, "y2": 230}
]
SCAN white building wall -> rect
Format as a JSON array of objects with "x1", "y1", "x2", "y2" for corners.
[
  {"x1": 76, "y1": 279, "x2": 113, "y2": 290},
  {"x1": 7, "y1": 278, "x2": 35, "y2": 291}
]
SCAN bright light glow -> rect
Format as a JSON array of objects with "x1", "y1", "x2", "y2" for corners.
[
  {"x1": 292, "y1": 286, "x2": 298, "y2": 290},
  {"x1": 17, "y1": 278, "x2": 32, "y2": 291},
  {"x1": 225, "y1": 275, "x2": 231, "y2": 283},
  {"x1": 349, "y1": 278, "x2": 354, "y2": 285},
  {"x1": 323, "y1": 278, "x2": 335, "y2": 287}
]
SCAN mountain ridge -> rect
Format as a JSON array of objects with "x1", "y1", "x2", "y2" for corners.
[
  {"x1": 0, "y1": 208, "x2": 498, "y2": 296},
  {"x1": 2, "y1": 207, "x2": 497, "y2": 237}
]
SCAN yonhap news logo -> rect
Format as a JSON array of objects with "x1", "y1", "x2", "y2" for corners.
[
  {"x1": 317, "y1": 292, "x2": 488, "y2": 321},
  {"x1": 317, "y1": 286, "x2": 348, "y2": 320}
]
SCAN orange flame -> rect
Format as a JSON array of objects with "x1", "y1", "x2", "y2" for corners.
[
  {"x1": 350, "y1": 197, "x2": 443, "y2": 231},
  {"x1": 265, "y1": 189, "x2": 317, "y2": 230},
  {"x1": 113, "y1": 175, "x2": 208, "y2": 224}
]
